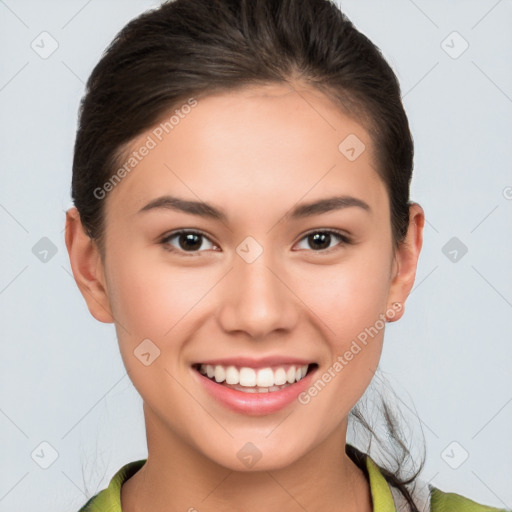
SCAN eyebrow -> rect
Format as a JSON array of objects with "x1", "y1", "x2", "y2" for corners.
[{"x1": 137, "y1": 194, "x2": 371, "y2": 221}]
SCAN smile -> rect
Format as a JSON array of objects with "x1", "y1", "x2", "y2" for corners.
[
  {"x1": 191, "y1": 362, "x2": 319, "y2": 415},
  {"x1": 193, "y1": 363, "x2": 315, "y2": 392}
]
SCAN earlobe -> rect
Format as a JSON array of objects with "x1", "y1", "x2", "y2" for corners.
[
  {"x1": 386, "y1": 202, "x2": 425, "y2": 322},
  {"x1": 64, "y1": 207, "x2": 114, "y2": 324}
]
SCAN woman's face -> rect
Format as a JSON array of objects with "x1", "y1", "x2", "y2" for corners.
[{"x1": 71, "y1": 82, "x2": 421, "y2": 471}]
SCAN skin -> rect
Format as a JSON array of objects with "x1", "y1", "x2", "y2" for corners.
[{"x1": 65, "y1": 82, "x2": 424, "y2": 512}]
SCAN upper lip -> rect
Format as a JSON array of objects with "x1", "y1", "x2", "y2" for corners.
[{"x1": 193, "y1": 356, "x2": 316, "y2": 369}]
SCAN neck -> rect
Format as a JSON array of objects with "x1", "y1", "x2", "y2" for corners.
[{"x1": 121, "y1": 404, "x2": 373, "y2": 512}]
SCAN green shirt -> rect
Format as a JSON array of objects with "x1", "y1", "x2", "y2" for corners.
[{"x1": 77, "y1": 446, "x2": 509, "y2": 512}]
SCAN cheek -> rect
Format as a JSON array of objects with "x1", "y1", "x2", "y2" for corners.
[
  {"x1": 296, "y1": 244, "x2": 391, "y2": 393},
  {"x1": 108, "y1": 258, "x2": 168, "y2": 335},
  {"x1": 304, "y1": 247, "x2": 391, "y2": 334},
  {"x1": 106, "y1": 249, "x2": 218, "y2": 342},
  {"x1": 105, "y1": 253, "x2": 198, "y2": 401},
  {"x1": 295, "y1": 271, "x2": 388, "y2": 428}
]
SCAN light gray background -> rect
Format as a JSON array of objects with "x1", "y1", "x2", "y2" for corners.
[{"x1": 0, "y1": 1, "x2": 511, "y2": 511}]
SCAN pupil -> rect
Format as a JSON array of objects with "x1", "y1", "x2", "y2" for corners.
[
  {"x1": 180, "y1": 233, "x2": 201, "y2": 251},
  {"x1": 310, "y1": 232, "x2": 330, "y2": 250}
]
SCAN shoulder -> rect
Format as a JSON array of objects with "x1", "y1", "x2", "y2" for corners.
[
  {"x1": 429, "y1": 486, "x2": 510, "y2": 512},
  {"x1": 361, "y1": 450, "x2": 508, "y2": 512},
  {"x1": 389, "y1": 480, "x2": 510, "y2": 512},
  {"x1": 75, "y1": 459, "x2": 147, "y2": 512},
  {"x1": 76, "y1": 492, "x2": 101, "y2": 512},
  {"x1": 76, "y1": 488, "x2": 114, "y2": 512},
  {"x1": 390, "y1": 477, "x2": 510, "y2": 512},
  {"x1": 390, "y1": 477, "x2": 509, "y2": 512}
]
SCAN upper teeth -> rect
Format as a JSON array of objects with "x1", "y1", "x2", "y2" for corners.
[{"x1": 198, "y1": 364, "x2": 310, "y2": 387}]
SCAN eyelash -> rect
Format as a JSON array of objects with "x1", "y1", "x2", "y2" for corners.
[{"x1": 159, "y1": 229, "x2": 352, "y2": 256}]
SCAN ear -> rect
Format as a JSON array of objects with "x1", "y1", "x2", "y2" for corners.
[
  {"x1": 386, "y1": 202, "x2": 425, "y2": 322},
  {"x1": 64, "y1": 207, "x2": 114, "y2": 323}
]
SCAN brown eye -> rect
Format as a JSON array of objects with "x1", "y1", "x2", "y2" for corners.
[
  {"x1": 161, "y1": 230, "x2": 216, "y2": 254},
  {"x1": 295, "y1": 230, "x2": 350, "y2": 252}
]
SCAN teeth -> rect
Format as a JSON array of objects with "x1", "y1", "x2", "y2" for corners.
[
  {"x1": 214, "y1": 365, "x2": 225, "y2": 383},
  {"x1": 198, "y1": 363, "x2": 310, "y2": 387},
  {"x1": 256, "y1": 367, "x2": 273, "y2": 387}
]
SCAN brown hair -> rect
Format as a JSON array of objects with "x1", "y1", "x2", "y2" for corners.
[{"x1": 72, "y1": 0, "x2": 425, "y2": 508}]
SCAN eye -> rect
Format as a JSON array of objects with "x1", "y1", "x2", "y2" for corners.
[
  {"x1": 160, "y1": 228, "x2": 351, "y2": 256},
  {"x1": 160, "y1": 230, "x2": 217, "y2": 255},
  {"x1": 295, "y1": 229, "x2": 351, "y2": 253}
]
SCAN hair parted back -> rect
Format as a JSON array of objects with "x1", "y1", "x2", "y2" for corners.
[{"x1": 72, "y1": 0, "x2": 425, "y2": 508}]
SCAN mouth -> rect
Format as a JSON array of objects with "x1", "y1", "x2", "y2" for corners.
[{"x1": 191, "y1": 362, "x2": 319, "y2": 394}]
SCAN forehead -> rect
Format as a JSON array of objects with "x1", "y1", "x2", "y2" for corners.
[{"x1": 105, "y1": 83, "x2": 387, "y2": 221}]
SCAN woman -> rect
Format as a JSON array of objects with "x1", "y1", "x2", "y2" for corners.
[{"x1": 65, "y1": 0, "x2": 508, "y2": 510}]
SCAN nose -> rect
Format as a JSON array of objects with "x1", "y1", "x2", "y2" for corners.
[{"x1": 215, "y1": 250, "x2": 299, "y2": 339}]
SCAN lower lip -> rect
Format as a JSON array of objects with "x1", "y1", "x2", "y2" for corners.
[{"x1": 192, "y1": 365, "x2": 318, "y2": 416}]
